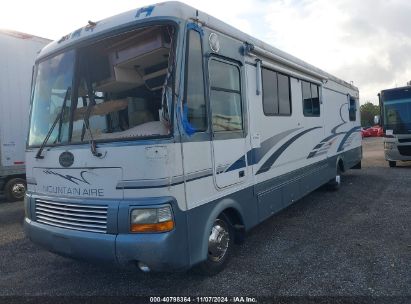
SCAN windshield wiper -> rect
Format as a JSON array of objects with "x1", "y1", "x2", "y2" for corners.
[
  {"x1": 35, "y1": 87, "x2": 71, "y2": 159},
  {"x1": 81, "y1": 80, "x2": 102, "y2": 158}
]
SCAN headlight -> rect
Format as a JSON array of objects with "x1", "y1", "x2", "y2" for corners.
[
  {"x1": 384, "y1": 142, "x2": 394, "y2": 149},
  {"x1": 130, "y1": 206, "x2": 174, "y2": 233}
]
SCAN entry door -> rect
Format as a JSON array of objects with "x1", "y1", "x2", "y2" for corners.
[{"x1": 208, "y1": 58, "x2": 249, "y2": 188}]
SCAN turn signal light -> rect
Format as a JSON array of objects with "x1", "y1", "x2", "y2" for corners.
[
  {"x1": 131, "y1": 220, "x2": 174, "y2": 233},
  {"x1": 130, "y1": 206, "x2": 174, "y2": 233}
]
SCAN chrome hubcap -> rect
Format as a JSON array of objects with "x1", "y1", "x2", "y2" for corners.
[
  {"x1": 208, "y1": 219, "x2": 230, "y2": 262},
  {"x1": 12, "y1": 183, "x2": 26, "y2": 199}
]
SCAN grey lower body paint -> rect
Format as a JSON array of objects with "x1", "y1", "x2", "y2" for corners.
[{"x1": 186, "y1": 146, "x2": 362, "y2": 267}]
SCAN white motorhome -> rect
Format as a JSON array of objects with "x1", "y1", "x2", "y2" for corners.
[
  {"x1": 24, "y1": 2, "x2": 362, "y2": 274},
  {"x1": 0, "y1": 30, "x2": 50, "y2": 201},
  {"x1": 378, "y1": 85, "x2": 411, "y2": 167}
]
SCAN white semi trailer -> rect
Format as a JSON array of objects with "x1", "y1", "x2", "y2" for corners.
[{"x1": 0, "y1": 30, "x2": 50, "y2": 201}]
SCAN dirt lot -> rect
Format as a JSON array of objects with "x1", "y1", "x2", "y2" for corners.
[{"x1": 0, "y1": 137, "x2": 410, "y2": 299}]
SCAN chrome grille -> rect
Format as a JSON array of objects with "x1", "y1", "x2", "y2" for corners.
[{"x1": 35, "y1": 199, "x2": 108, "y2": 233}]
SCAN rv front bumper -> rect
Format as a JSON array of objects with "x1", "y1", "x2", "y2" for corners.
[
  {"x1": 24, "y1": 195, "x2": 190, "y2": 272},
  {"x1": 384, "y1": 147, "x2": 411, "y2": 161}
]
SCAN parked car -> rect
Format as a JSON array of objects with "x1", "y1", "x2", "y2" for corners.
[
  {"x1": 361, "y1": 125, "x2": 383, "y2": 138},
  {"x1": 361, "y1": 127, "x2": 372, "y2": 138},
  {"x1": 369, "y1": 125, "x2": 384, "y2": 137}
]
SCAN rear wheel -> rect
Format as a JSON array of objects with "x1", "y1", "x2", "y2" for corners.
[
  {"x1": 198, "y1": 215, "x2": 234, "y2": 275},
  {"x1": 388, "y1": 161, "x2": 396, "y2": 168},
  {"x1": 4, "y1": 178, "x2": 26, "y2": 202}
]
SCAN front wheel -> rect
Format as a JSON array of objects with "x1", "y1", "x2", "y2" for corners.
[
  {"x1": 4, "y1": 178, "x2": 26, "y2": 202},
  {"x1": 198, "y1": 215, "x2": 234, "y2": 275}
]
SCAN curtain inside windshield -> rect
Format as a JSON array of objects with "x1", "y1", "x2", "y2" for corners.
[{"x1": 72, "y1": 25, "x2": 173, "y2": 143}]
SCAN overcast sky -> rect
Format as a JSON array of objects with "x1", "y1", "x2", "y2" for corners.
[{"x1": 1, "y1": 0, "x2": 410, "y2": 104}]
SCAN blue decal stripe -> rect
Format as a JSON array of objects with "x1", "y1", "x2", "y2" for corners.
[
  {"x1": 320, "y1": 133, "x2": 342, "y2": 144},
  {"x1": 225, "y1": 156, "x2": 246, "y2": 172},
  {"x1": 308, "y1": 126, "x2": 361, "y2": 158},
  {"x1": 257, "y1": 127, "x2": 322, "y2": 175},
  {"x1": 135, "y1": 5, "x2": 155, "y2": 18},
  {"x1": 337, "y1": 126, "x2": 361, "y2": 152},
  {"x1": 307, "y1": 151, "x2": 317, "y2": 158},
  {"x1": 314, "y1": 143, "x2": 325, "y2": 149},
  {"x1": 329, "y1": 122, "x2": 346, "y2": 137},
  {"x1": 225, "y1": 128, "x2": 302, "y2": 172}
]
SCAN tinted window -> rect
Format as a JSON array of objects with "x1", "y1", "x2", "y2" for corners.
[
  {"x1": 262, "y1": 69, "x2": 278, "y2": 115},
  {"x1": 262, "y1": 68, "x2": 291, "y2": 116},
  {"x1": 349, "y1": 96, "x2": 356, "y2": 121},
  {"x1": 209, "y1": 60, "x2": 240, "y2": 91},
  {"x1": 185, "y1": 30, "x2": 207, "y2": 131},
  {"x1": 302, "y1": 81, "x2": 320, "y2": 116},
  {"x1": 209, "y1": 60, "x2": 243, "y2": 132},
  {"x1": 210, "y1": 91, "x2": 242, "y2": 131},
  {"x1": 278, "y1": 73, "x2": 291, "y2": 115},
  {"x1": 302, "y1": 81, "x2": 312, "y2": 116},
  {"x1": 311, "y1": 83, "x2": 320, "y2": 115}
]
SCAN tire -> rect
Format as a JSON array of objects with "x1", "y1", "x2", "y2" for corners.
[
  {"x1": 389, "y1": 161, "x2": 396, "y2": 168},
  {"x1": 352, "y1": 161, "x2": 361, "y2": 169},
  {"x1": 4, "y1": 178, "x2": 26, "y2": 202},
  {"x1": 198, "y1": 214, "x2": 234, "y2": 276}
]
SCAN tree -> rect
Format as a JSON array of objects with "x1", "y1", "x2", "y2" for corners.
[{"x1": 360, "y1": 102, "x2": 380, "y2": 127}]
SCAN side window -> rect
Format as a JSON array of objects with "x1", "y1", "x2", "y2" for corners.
[
  {"x1": 349, "y1": 96, "x2": 357, "y2": 121},
  {"x1": 209, "y1": 59, "x2": 243, "y2": 132},
  {"x1": 185, "y1": 30, "x2": 207, "y2": 131},
  {"x1": 262, "y1": 68, "x2": 291, "y2": 116},
  {"x1": 278, "y1": 73, "x2": 291, "y2": 115},
  {"x1": 311, "y1": 84, "x2": 320, "y2": 115},
  {"x1": 302, "y1": 81, "x2": 320, "y2": 116},
  {"x1": 262, "y1": 69, "x2": 278, "y2": 115}
]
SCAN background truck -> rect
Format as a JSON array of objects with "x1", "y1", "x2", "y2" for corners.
[{"x1": 0, "y1": 30, "x2": 50, "y2": 201}]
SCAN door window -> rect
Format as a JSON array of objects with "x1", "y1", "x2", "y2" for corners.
[{"x1": 209, "y1": 60, "x2": 243, "y2": 132}]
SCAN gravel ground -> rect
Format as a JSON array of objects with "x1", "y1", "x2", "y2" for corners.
[{"x1": 0, "y1": 137, "x2": 410, "y2": 298}]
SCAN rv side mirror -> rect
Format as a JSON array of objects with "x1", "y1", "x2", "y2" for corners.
[{"x1": 374, "y1": 115, "x2": 380, "y2": 125}]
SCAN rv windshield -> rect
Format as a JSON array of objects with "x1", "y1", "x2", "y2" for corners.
[
  {"x1": 28, "y1": 50, "x2": 74, "y2": 146},
  {"x1": 28, "y1": 25, "x2": 174, "y2": 147},
  {"x1": 383, "y1": 98, "x2": 411, "y2": 133}
]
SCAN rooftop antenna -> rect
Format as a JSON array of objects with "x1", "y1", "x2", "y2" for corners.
[{"x1": 193, "y1": 9, "x2": 200, "y2": 23}]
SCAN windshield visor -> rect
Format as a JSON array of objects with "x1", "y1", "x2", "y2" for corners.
[{"x1": 28, "y1": 25, "x2": 174, "y2": 147}]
